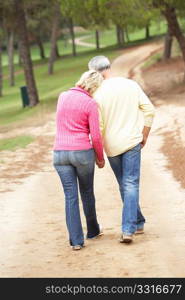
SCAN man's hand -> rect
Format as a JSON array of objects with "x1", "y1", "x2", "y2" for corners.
[
  {"x1": 96, "y1": 158, "x2": 105, "y2": 168},
  {"x1": 141, "y1": 126, "x2": 151, "y2": 148}
]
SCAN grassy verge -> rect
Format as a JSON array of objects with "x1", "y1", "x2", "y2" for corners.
[
  {"x1": 142, "y1": 52, "x2": 162, "y2": 68},
  {"x1": 0, "y1": 135, "x2": 34, "y2": 151},
  {"x1": 0, "y1": 21, "x2": 167, "y2": 133},
  {"x1": 85, "y1": 21, "x2": 167, "y2": 46},
  {"x1": 2, "y1": 21, "x2": 167, "y2": 70},
  {"x1": 0, "y1": 46, "x2": 121, "y2": 131},
  {"x1": 2, "y1": 30, "x2": 93, "y2": 67},
  {"x1": 142, "y1": 39, "x2": 182, "y2": 69}
]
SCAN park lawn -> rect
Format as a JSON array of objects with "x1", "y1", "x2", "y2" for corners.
[
  {"x1": 1, "y1": 21, "x2": 168, "y2": 77},
  {"x1": 0, "y1": 46, "x2": 121, "y2": 132},
  {"x1": 0, "y1": 135, "x2": 34, "y2": 151},
  {"x1": 84, "y1": 21, "x2": 167, "y2": 47},
  {"x1": 1, "y1": 21, "x2": 168, "y2": 69},
  {"x1": 2, "y1": 39, "x2": 94, "y2": 67},
  {"x1": 2, "y1": 29, "x2": 93, "y2": 67}
]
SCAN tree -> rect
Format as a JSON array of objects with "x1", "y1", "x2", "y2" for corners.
[
  {"x1": 13, "y1": 0, "x2": 39, "y2": 106},
  {"x1": 61, "y1": 0, "x2": 109, "y2": 52},
  {"x1": 18, "y1": 40, "x2": 23, "y2": 66},
  {"x1": 163, "y1": 27, "x2": 173, "y2": 60},
  {"x1": 84, "y1": 0, "x2": 109, "y2": 50},
  {"x1": 61, "y1": 0, "x2": 94, "y2": 55},
  {"x1": 61, "y1": 0, "x2": 80, "y2": 56},
  {"x1": 0, "y1": 34, "x2": 2, "y2": 97},
  {"x1": 152, "y1": 0, "x2": 185, "y2": 79},
  {"x1": 116, "y1": 24, "x2": 125, "y2": 47},
  {"x1": 0, "y1": 4, "x2": 3, "y2": 97},
  {"x1": 35, "y1": 35, "x2": 45, "y2": 59},
  {"x1": 125, "y1": 26, "x2": 130, "y2": 42},
  {"x1": 26, "y1": 0, "x2": 53, "y2": 60},
  {"x1": 102, "y1": 0, "x2": 134, "y2": 47},
  {"x1": 48, "y1": 1, "x2": 61, "y2": 75},
  {"x1": 26, "y1": 0, "x2": 61, "y2": 74},
  {"x1": 7, "y1": 30, "x2": 15, "y2": 86},
  {"x1": 145, "y1": 23, "x2": 150, "y2": 39},
  {"x1": 68, "y1": 17, "x2": 76, "y2": 56},
  {"x1": 1, "y1": 1, "x2": 16, "y2": 87},
  {"x1": 127, "y1": 0, "x2": 161, "y2": 41}
]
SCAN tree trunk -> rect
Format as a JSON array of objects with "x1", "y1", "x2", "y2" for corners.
[
  {"x1": 125, "y1": 26, "x2": 130, "y2": 42},
  {"x1": 145, "y1": 24, "x2": 150, "y2": 39},
  {"x1": 7, "y1": 31, "x2": 15, "y2": 86},
  {"x1": 18, "y1": 40, "x2": 22, "y2": 66},
  {"x1": 14, "y1": 0, "x2": 39, "y2": 106},
  {"x1": 162, "y1": 5, "x2": 185, "y2": 79},
  {"x1": 116, "y1": 25, "x2": 120, "y2": 47},
  {"x1": 48, "y1": 4, "x2": 60, "y2": 75},
  {"x1": 69, "y1": 18, "x2": 76, "y2": 56},
  {"x1": 0, "y1": 40, "x2": 2, "y2": 97},
  {"x1": 116, "y1": 25, "x2": 124, "y2": 47},
  {"x1": 120, "y1": 28, "x2": 125, "y2": 45},
  {"x1": 36, "y1": 36, "x2": 45, "y2": 59},
  {"x1": 95, "y1": 29, "x2": 100, "y2": 50},
  {"x1": 116, "y1": 25, "x2": 121, "y2": 47},
  {"x1": 163, "y1": 28, "x2": 173, "y2": 60},
  {"x1": 54, "y1": 43, "x2": 60, "y2": 58}
]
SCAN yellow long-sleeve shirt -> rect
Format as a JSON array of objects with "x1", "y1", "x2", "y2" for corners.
[{"x1": 94, "y1": 77, "x2": 155, "y2": 157}]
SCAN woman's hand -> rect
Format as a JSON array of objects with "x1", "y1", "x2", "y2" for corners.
[{"x1": 96, "y1": 158, "x2": 105, "y2": 168}]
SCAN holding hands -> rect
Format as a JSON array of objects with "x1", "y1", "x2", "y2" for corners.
[{"x1": 96, "y1": 157, "x2": 105, "y2": 168}]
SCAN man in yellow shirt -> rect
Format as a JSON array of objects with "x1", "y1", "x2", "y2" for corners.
[{"x1": 88, "y1": 55, "x2": 155, "y2": 243}]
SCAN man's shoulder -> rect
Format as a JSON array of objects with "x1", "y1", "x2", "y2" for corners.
[
  {"x1": 112, "y1": 77, "x2": 138, "y2": 86},
  {"x1": 101, "y1": 77, "x2": 138, "y2": 88},
  {"x1": 94, "y1": 77, "x2": 140, "y2": 102}
]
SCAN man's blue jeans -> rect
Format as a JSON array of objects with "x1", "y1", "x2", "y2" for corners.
[
  {"x1": 108, "y1": 144, "x2": 145, "y2": 235},
  {"x1": 53, "y1": 149, "x2": 100, "y2": 246}
]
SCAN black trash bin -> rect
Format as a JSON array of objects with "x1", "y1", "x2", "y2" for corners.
[{"x1": 20, "y1": 86, "x2": 30, "y2": 107}]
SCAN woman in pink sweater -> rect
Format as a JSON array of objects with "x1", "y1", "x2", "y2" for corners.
[{"x1": 53, "y1": 70, "x2": 105, "y2": 250}]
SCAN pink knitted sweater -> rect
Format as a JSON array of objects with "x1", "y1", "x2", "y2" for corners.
[{"x1": 53, "y1": 87, "x2": 104, "y2": 161}]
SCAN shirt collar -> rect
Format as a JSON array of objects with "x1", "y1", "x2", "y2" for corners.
[{"x1": 70, "y1": 86, "x2": 90, "y2": 97}]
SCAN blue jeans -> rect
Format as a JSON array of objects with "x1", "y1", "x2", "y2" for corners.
[
  {"x1": 108, "y1": 144, "x2": 145, "y2": 235},
  {"x1": 53, "y1": 149, "x2": 100, "y2": 246}
]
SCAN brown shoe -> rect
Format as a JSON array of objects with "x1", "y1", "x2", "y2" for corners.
[
  {"x1": 72, "y1": 245, "x2": 84, "y2": 251},
  {"x1": 135, "y1": 228, "x2": 144, "y2": 235},
  {"x1": 119, "y1": 234, "x2": 133, "y2": 243}
]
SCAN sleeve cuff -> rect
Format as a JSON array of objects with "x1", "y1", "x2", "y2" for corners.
[{"x1": 144, "y1": 117, "x2": 154, "y2": 127}]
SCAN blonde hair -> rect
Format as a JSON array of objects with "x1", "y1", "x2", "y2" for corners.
[{"x1": 76, "y1": 70, "x2": 103, "y2": 95}]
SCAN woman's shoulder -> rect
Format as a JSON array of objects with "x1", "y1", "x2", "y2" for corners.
[
  {"x1": 57, "y1": 91, "x2": 69, "y2": 102},
  {"x1": 59, "y1": 91, "x2": 68, "y2": 98}
]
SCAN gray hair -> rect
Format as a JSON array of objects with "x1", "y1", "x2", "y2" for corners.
[
  {"x1": 88, "y1": 56, "x2": 111, "y2": 72},
  {"x1": 76, "y1": 70, "x2": 103, "y2": 95}
]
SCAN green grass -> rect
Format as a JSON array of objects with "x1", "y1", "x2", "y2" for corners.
[
  {"x1": 0, "y1": 20, "x2": 168, "y2": 132},
  {"x1": 142, "y1": 37, "x2": 182, "y2": 69},
  {"x1": 0, "y1": 135, "x2": 34, "y2": 151},
  {"x1": 0, "y1": 46, "x2": 121, "y2": 130},
  {"x1": 2, "y1": 31, "x2": 93, "y2": 68},
  {"x1": 2, "y1": 21, "x2": 167, "y2": 68},
  {"x1": 84, "y1": 21, "x2": 167, "y2": 47},
  {"x1": 142, "y1": 52, "x2": 162, "y2": 68}
]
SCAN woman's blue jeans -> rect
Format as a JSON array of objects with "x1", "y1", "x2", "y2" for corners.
[
  {"x1": 108, "y1": 144, "x2": 145, "y2": 235},
  {"x1": 53, "y1": 149, "x2": 100, "y2": 246}
]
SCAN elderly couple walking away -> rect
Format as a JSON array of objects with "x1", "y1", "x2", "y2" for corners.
[{"x1": 53, "y1": 56, "x2": 155, "y2": 251}]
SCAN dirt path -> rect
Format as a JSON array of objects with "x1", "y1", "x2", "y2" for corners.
[
  {"x1": 0, "y1": 41, "x2": 185, "y2": 277},
  {"x1": 69, "y1": 34, "x2": 105, "y2": 48},
  {"x1": 69, "y1": 35, "x2": 95, "y2": 48}
]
